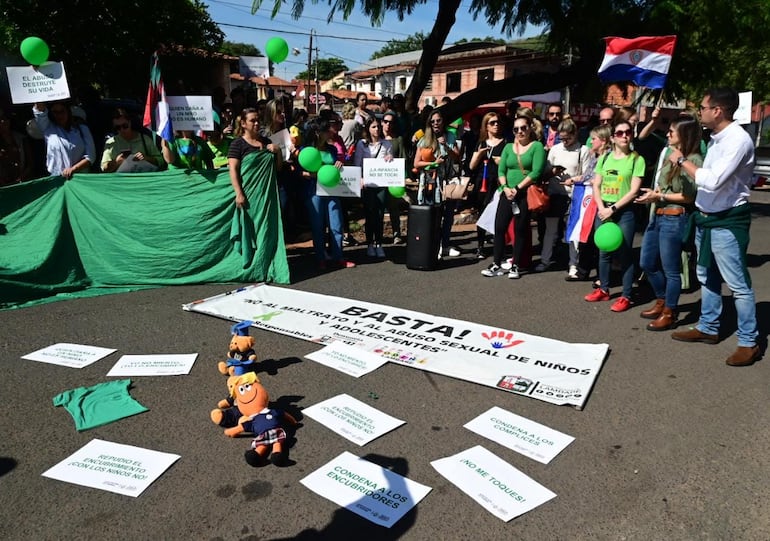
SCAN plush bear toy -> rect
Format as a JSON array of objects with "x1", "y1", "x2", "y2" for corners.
[
  {"x1": 210, "y1": 375, "x2": 241, "y2": 428},
  {"x1": 218, "y1": 320, "x2": 258, "y2": 376},
  {"x1": 224, "y1": 372, "x2": 297, "y2": 467}
]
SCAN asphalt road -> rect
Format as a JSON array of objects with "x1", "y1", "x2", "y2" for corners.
[{"x1": 2, "y1": 190, "x2": 770, "y2": 541}]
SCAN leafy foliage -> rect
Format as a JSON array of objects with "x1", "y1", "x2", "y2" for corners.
[
  {"x1": 296, "y1": 57, "x2": 349, "y2": 81},
  {"x1": 0, "y1": 0, "x2": 224, "y2": 98},
  {"x1": 371, "y1": 31, "x2": 428, "y2": 59},
  {"x1": 219, "y1": 41, "x2": 262, "y2": 57}
]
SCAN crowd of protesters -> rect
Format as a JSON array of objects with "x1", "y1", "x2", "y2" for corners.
[{"x1": 0, "y1": 85, "x2": 759, "y2": 365}]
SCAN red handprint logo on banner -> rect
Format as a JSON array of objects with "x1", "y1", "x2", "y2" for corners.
[{"x1": 481, "y1": 330, "x2": 524, "y2": 349}]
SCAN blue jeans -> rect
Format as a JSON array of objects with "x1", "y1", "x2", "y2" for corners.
[
  {"x1": 596, "y1": 207, "x2": 635, "y2": 298},
  {"x1": 695, "y1": 226, "x2": 757, "y2": 346},
  {"x1": 305, "y1": 181, "x2": 344, "y2": 262},
  {"x1": 639, "y1": 214, "x2": 687, "y2": 308}
]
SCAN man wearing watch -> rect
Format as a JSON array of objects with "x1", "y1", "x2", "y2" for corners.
[{"x1": 667, "y1": 88, "x2": 759, "y2": 366}]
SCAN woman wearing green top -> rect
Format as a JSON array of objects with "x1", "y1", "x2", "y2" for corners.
[
  {"x1": 634, "y1": 116, "x2": 702, "y2": 330},
  {"x1": 481, "y1": 115, "x2": 546, "y2": 279},
  {"x1": 584, "y1": 121, "x2": 645, "y2": 312}
]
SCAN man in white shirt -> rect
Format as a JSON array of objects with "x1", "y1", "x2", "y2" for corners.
[{"x1": 668, "y1": 88, "x2": 758, "y2": 366}]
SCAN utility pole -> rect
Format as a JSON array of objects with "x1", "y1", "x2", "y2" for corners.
[{"x1": 305, "y1": 30, "x2": 313, "y2": 112}]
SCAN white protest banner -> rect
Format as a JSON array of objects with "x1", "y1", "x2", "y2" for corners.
[
  {"x1": 431, "y1": 445, "x2": 556, "y2": 522},
  {"x1": 183, "y1": 285, "x2": 608, "y2": 408},
  {"x1": 300, "y1": 451, "x2": 431, "y2": 527},
  {"x1": 42, "y1": 439, "x2": 180, "y2": 497},
  {"x1": 269, "y1": 128, "x2": 292, "y2": 161},
  {"x1": 6, "y1": 62, "x2": 70, "y2": 104},
  {"x1": 303, "y1": 394, "x2": 405, "y2": 446},
  {"x1": 362, "y1": 158, "x2": 405, "y2": 187},
  {"x1": 464, "y1": 407, "x2": 574, "y2": 464},
  {"x1": 167, "y1": 96, "x2": 213, "y2": 131},
  {"x1": 316, "y1": 166, "x2": 362, "y2": 198},
  {"x1": 22, "y1": 343, "x2": 116, "y2": 369},
  {"x1": 239, "y1": 56, "x2": 270, "y2": 79},
  {"x1": 106, "y1": 353, "x2": 198, "y2": 377},
  {"x1": 305, "y1": 340, "x2": 388, "y2": 377},
  {"x1": 736, "y1": 91, "x2": 752, "y2": 125}
]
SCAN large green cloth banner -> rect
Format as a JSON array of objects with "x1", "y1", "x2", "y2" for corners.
[{"x1": 0, "y1": 152, "x2": 290, "y2": 309}]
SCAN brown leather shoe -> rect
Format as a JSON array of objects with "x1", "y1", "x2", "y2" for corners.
[
  {"x1": 726, "y1": 346, "x2": 760, "y2": 366},
  {"x1": 671, "y1": 326, "x2": 718, "y2": 344},
  {"x1": 647, "y1": 307, "x2": 676, "y2": 331},
  {"x1": 640, "y1": 299, "x2": 665, "y2": 319}
]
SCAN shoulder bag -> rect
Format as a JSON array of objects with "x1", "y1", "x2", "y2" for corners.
[{"x1": 517, "y1": 143, "x2": 549, "y2": 213}]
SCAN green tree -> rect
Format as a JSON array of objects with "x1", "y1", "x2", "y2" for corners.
[
  {"x1": 0, "y1": 0, "x2": 224, "y2": 98},
  {"x1": 454, "y1": 36, "x2": 507, "y2": 45},
  {"x1": 296, "y1": 57, "x2": 349, "y2": 81},
  {"x1": 219, "y1": 40, "x2": 261, "y2": 57},
  {"x1": 251, "y1": 0, "x2": 770, "y2": 115},
  {"x1": 371, "y1": 31, "x2": 427, "y2": 59}
]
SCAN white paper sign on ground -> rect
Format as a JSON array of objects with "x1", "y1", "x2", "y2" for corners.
[
  {"x1": 167, "y1": 96, "x2": 213, "y2": 131},
  {"x1": 305, "y1": 341, "x2": 388, "y2": 377},
  {"x1": 303, "y1": 394, "x2": 405, "y2": 446},
  {"x1": 363, "y1": 158, "x2": 405, "y2": 187},
  {"x1": 42, "y1": 439, "x2": 180, "y2": 497},
  {"x1": 300, "y1": 451, "x2": 431, "y2": 528},
  {"x1": 269, "y1": 128, "x2": 292, "y2": 161},
  {"x1": 316, "y1": 166, "x2": 361, "y2": 198},
  {"x1": 22, "y1": 343, "x2": 116, "y2": 369},
  {"x1": 106, "y1": 353, "x2": 198, "y2": 377},
  {"x1": 464, "y1": 406, "x2": 574, "y2": 464},
  {"x1": 6, "y1": 62, "x2": 70, "y2": 104},
  {"x1": 431, "y1": 445, "x2": 556, "y2": 522}
]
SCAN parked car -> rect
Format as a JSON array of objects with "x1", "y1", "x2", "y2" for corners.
[{"x1": 754, "y1": 145, "x2": 770, "y2": 187}]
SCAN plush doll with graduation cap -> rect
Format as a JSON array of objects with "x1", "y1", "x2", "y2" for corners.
[{"x1": 218, "y1": 320, "x2": 258, "y2": 376}]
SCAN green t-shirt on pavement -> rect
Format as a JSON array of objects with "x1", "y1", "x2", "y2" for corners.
[{"x1": 53, "y1": 379, "x2": 148, "y2": 431}]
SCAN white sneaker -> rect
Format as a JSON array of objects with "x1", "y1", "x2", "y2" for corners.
[
  {"x1": 567, "y1": 265, "x2": 579, "y2": 279},
  {"x1": 508, "y1": 265, "x2": 520, "y2": 279},
  {"x1": 501, "y1": 258, "x2": 513, "y2": 271},
  {"x1": 437, "y1": 247, "x2": 443, "y2": 260},
  {"x1": 375, "y1": 244, "x2": 386, "y2": 258},
  {"x1": 448, "y1": 247, "x2": 461, "y2": 257},
  {"x1": 366, "y1": 244, "x2": 376, "y2": 257},
  {"x1": 481, "y1": 263, "x2": 505, "y2": 277}
]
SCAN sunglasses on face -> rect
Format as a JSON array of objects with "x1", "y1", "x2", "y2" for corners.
[
  {"x1": 487, "y1": 120, "x2": 499, "y2": 125},
  {"x1": 613, "y1": 129, "x2": 633, "y2": 137},
  {"x1": 548, "y1": 112, "x2": 561, "y2": 116},
  {"x1": 382, "y1": 119, "x2": 393, "y2": 124},
  {"x1": 600, "y1": 118, "x2": 612, "y2": 124},
  {"x1": 114, "y1": 123, "x2": 130, "y2": 130},
  {"x1": 430, "y1": 119, "x2": 443, "y2": 124},
  {"x1": 512, "y1": 125, "x2": 529, "y2": 133}
]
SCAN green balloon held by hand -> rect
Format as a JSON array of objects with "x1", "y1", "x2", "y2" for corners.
[
  {"x1": 317, "y1": 165, "x2": 341, "y2": 188},
  {"x1": 298, "y1": 147, "x2": 322, "y2": 172},
  {"x1": 20, "y1": 36, "x2": 49, "y2": 65},
  {"x1": 594, "y1": 222, "x2": 623, "y2": 252},
  {"x1": 265, "y1": 37, "x2": 289, "y2": 64},
  {"x1": 388, "y1": 186, "x2": 406, "y2": 198}
]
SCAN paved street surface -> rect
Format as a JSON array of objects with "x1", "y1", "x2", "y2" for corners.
[{"x1": 2, "y1": 190, "x2": 770, "y2": 541}]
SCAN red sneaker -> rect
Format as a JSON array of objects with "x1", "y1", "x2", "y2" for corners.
[
  {"x1": 332, "y1": 260, "x2": 356, "y2": 269},
  {"x1": 584, "y1": 289, "x2": 610, "y2": 302},
  {"x1": 610, "y1": 296, "x2": 632, "y2": 312}
]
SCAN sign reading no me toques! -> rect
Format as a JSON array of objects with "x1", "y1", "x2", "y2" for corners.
[{"x1": 183, "y1": 285, "x2": 609, "y2": 408}]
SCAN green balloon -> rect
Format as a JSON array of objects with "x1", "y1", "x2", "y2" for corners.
[
  {"x1": 265, "y1": 37, "x2": 289, "y2": 64},
  {"x1": 20, "y1": 36, "x2": 49, "y2": 65},
  {"x1": 298, "y1": 147, "x2": 322, "y2": 172},
  {"x1": 388, "y1": 186, "x2": 406, "y2": 198},
  {"x1": 317, "y1": 165, "x2": 341, "y2": 188},
  {"x1": 594, "y1": 222, "x2": 623, "y2": 252}
]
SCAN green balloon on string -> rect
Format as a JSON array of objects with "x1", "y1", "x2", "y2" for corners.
[
  {"x1": 317, "y1": 165, "x2": 341, "y2": 187},
  {"x1": 20, "y1": 36, "x2": 49, "y2": 65},
  {"x1": 388, "y1": 186, "x2": 406, "y2": 198},
  {"x1": 265, "y1": 37, "x2": 289, "y2": 64},
  {"x1": 594, "y1": 222, "x2": 623, "y2": 252},
  {"x1": 298, "y1": 147, "x2": 322, "y2": 172}
]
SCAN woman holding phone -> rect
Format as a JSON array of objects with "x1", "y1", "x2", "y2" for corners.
[{"x1": 469, "y1": 111, "x2": 505, "y2": 259}]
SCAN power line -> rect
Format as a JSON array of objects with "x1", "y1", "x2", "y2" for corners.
[{"x1": 215, "y1": 21, "x2": 395, "y2": 43}]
